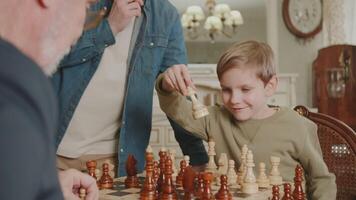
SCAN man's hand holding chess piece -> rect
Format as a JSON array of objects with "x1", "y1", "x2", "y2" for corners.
[{"x1": 161, "y1": 64, "x2": 209, "y2": 119}]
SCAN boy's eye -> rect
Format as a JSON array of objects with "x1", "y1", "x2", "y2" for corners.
[{"x1": 242, "y1": 88, "x2": 251, "y2": 92}]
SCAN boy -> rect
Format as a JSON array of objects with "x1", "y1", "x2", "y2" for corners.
[{"x1": 156, "y1": 41, "x2": 336, "y2": 200}]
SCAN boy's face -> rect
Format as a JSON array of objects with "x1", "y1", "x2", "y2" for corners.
[{"x1": 219, "y1": 65, "x2": 277, "y2": 121}]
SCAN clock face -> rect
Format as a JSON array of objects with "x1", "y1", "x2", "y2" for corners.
[{"x1": 283, "y1": 0, "x2": 322, "y2": 38}]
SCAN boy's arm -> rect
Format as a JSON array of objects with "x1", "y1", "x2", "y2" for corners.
[
  {"x1": 155, "y1": 74, "x2": 210, "y2": 141},
  {"x1": 299, "y1": 123, "x2": 337, "y2": 200}
]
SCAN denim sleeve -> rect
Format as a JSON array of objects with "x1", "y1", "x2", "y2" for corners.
[
  {"x1": 59, "y1": 19, "x2": 115, "y2": 68},
  {"x1": 168, "y1": 117, "x2": 208, "y2": 165},
  {"x1": 161, "y1": 10, "x2": 208, "y2": 166},
  {"x1": 160, "y1": 10, "x2": 188, "y2": 72}
]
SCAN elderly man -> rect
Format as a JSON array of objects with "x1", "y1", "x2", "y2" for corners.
[{"x1": 0, "y1": 0, "x2": 98, "y2": 199}]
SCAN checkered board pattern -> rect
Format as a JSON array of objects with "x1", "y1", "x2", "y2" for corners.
[{"x1": 99, "y1": 176, "x2": 274, "y2": 200}]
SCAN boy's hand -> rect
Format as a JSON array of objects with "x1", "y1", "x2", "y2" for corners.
[
  {"x1": 161, "y1": 64, "x2": 195, "y2": 96},
  {"x1": 108, "y1": 0, "x2": 144, "y2": 34},
  {"x1": 58, "y1": 169, "x2": 99, "y2": 200}
]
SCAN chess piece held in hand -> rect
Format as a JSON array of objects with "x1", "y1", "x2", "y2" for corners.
[
  {"x1": 187, "y1": 86, "x2": 209, "y2": 119},
  {"x1": 79, "y1": 188, "x2": 86, "y2": 200},
  {"x1": 125, "y1": 154, "x2": 139, "y2": 188}
]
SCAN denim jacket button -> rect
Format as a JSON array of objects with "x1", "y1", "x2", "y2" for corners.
[
  {"x1": 120, "y1": 148, "x2": 124, "y2": 153},
  {"x1": 82, "y1": 58, "x2": 86, "y2": 62},
  {"x1": 150, "y1": 42, "x2": 154, "y2": 46}
]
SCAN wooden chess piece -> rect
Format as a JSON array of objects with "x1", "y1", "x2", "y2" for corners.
[
  {"x1": 292, "y1": 165, "x2": 305, "y2": 200},
  {"x1": 153, "y1": 161, "x2": 159, "y2": 184},
  {"x1": 157, "y1": 148, "x2": 167, "y2": 193},
  {"x1": 86, "y1": 160, "x2": 97, "y2": 181},
  {"x1": 217, "y1": 153, "x2": 228, "y2": 175},
  {"x1": 206, "y1": 140, "x2": 217, "y2": 173},
  {"x1": 215, "y1": 175, "x2": 232, "y2": 200},
  {"x1": 99, "y1": 163, "x2": 113, "y2": 189},
  {"x1": 271, "y1": 185, "x2": 280, "y2": 200},
  {"x1": 269, "y1": 156, "x2": 283, "y2": 185},
  {"x1": 257, "y1": 162, "x2": 270, "y2": 188},
  {"x1": 182, "y1": 166, "x2": 196, "y2": 200},
  {"x1": 160, "y1": 156, "x2": 178, "y2": 200},
  {"x1": 195, "y1": 173, "x2": 204, "y2": 198},
  {"x1": 187, "y1": 86, "x2": 209, "y2": 119},
  {"x1": 226, "y1": 160, "x2": 237, "y2": 186},
  {"x1": 184, "y1": 155, "x2": 190, "y2": 166},
  {"x1": 140, "y1": 145, "x2": 157, "y2": 200},
  {"x1": 242, "y1": 150, "x2": 258, "y2": 194},
  {"x1": 79, "y1": 188, "x2": 86, "y2": 200},
  {"x1": 176, "y1": 159, "x2": 187, "y2": 187},
  {"x1": 202, "y1": 172, "x2": 215, "y2": 200},
  {"x1": 124, "y1": 154, "x2": 139, "y2": 188},
  {"x1": 282, "y1": 183, "x2": 293, "y2": 200},
  {"x1": 237, "y1": 144, "x2": 248, "y2": 185},
  {"x1": 168, "y1": 149, "x2": 178, "y2": 177}
]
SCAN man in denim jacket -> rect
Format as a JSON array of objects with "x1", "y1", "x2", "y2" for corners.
[{"x1": 52, "y1": 0, "x2": 208, "y2": 176}]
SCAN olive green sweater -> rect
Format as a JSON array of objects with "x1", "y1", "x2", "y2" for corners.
[{"x1": 156, "y1": 75, "x2": 336, "y2": 200}]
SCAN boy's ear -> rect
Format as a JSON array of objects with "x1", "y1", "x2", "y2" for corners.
[{"x1": 265, "y1": 75, "x2": 278, "y2": 97}]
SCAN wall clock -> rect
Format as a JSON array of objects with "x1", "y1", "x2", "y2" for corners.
[{"x1": 282, "y1": 0, "x2": 322, "y2": 39}]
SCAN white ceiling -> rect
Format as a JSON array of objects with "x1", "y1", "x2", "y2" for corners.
[{"x1": 168, "y1": 0, "x2": 266, "y2": 20}]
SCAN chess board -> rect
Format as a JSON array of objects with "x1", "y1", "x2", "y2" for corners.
[{"x1": 99, "y1": 176, "x2": 273, "y2": 200}]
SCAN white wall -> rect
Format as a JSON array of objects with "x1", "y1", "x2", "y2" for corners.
[{"x1": 275, "y1": 1, "x2": 323, "y2": 107}]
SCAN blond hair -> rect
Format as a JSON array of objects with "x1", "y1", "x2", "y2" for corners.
[{"x1": 216, "y1": 40, "x2": 276, "y2": 84}]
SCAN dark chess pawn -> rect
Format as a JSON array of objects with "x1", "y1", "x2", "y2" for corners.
[
  {"x1": 282, "y1": 183, "x2": 293, "y2": 200},
  {"x1": 160, "y1": 156, "x2": 178, "y2": 200},
  {"x1": 125, "y1": 154, "x2": 139, "y2": 188},
  {"x1": 153, "y1": 161, "x2": 159, "y2": 184},
  {"x1": 202, "y1": 172, "x2": 214, "y2": 200},
  {"x1": 140, "y1": 146, "x2": 157, "y2": 200},
  {"x1": 157, "y1": 149, "x2": 167, "y2": 193},
  {"x1": 99, "y1": 163, "x2": 113, "y2": 189},
  {"x1": 176, "y1": 159, "x2": 187, "y2": 187},
  {"x1": 86, "y1": 160, "x2": 97, "y2": 180},
  {"x1": 182, "y1": 166, "x2": 195, "y2": 200},
  {"x1": 293, "y1": 165, "x2": 305, "y2": 200},
  {"x1": 215, "y1": 175, "x2": 232, "y2": 200},
  {"x1": 271, "y1": 185, "x2": 280, "y2": 200},
  {"x1": 195, "y1": 173, "x2": 204, "y2": 199}
]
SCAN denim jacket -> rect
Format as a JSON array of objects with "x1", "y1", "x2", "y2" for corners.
[{"x1": 51, "y1": 0, "x2": 207, "y2": 176}]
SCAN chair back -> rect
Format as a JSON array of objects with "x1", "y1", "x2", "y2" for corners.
[{"x1": 294, "y1": 105, "x2": 356, "y2": 200}]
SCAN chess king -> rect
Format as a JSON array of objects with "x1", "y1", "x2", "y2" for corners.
[{"x1": 156, "y1": 40, "x2": 336, "y2": 200}]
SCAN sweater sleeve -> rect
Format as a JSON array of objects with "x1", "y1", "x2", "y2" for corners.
[
  {"x1": 299, "y1": 122, "x2": 337, "y2": 200},
  {"x1": 155, "y1": 74, "x2": 209, "y2": 141}
]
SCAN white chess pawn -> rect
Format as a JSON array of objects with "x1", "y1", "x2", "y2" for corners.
[
  {"x1": 168, "y1": 149, "x2": 178, "y2": 177},
  {"x1": 187, "y1": 86, "x2": 209, "y2": 119},
  {"x1": 183, "y1": 155, "x2": 190, "y2": 166},
  {"x1": 226, "y1": 160, "x2": 238, "y2": 186},
  {"x1": 256, "y1": 162, "x2": 270, "y2": 188},
  {"x1": 206, "y1": 140, "x2": 217, "y2": 173},
  {"x1": 217, "y1": 153, "x2": 228, "y2": 175},
  {"x1": 269, "y1": 156, "x2": 283, "y2": 185},
  {"x1": 242, "y1": 150, "x2": 258, "y2": 194},
  {"x1": 237, "y1": 144, "x2": 248, "y2": 185}
]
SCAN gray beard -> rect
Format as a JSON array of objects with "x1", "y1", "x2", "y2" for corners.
[{"x1": 44, "y1": 47, "x2": 71, "y2": 76}]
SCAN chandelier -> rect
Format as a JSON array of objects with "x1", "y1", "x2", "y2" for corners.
[{"x1": 181, "y1": 0, "x2": 243, "y2": 43}]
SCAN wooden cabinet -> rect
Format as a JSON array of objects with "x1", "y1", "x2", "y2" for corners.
[
  {"x1": 313, "y1": 45, "x2": 356, "y2": 130},
  {"x1": 150, "y1": 64, "x2": 298, "y2": 158}
]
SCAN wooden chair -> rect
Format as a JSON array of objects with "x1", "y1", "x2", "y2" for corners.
[{"x1": 294, "y1": 105, "x2": 356, "y2": 200}]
